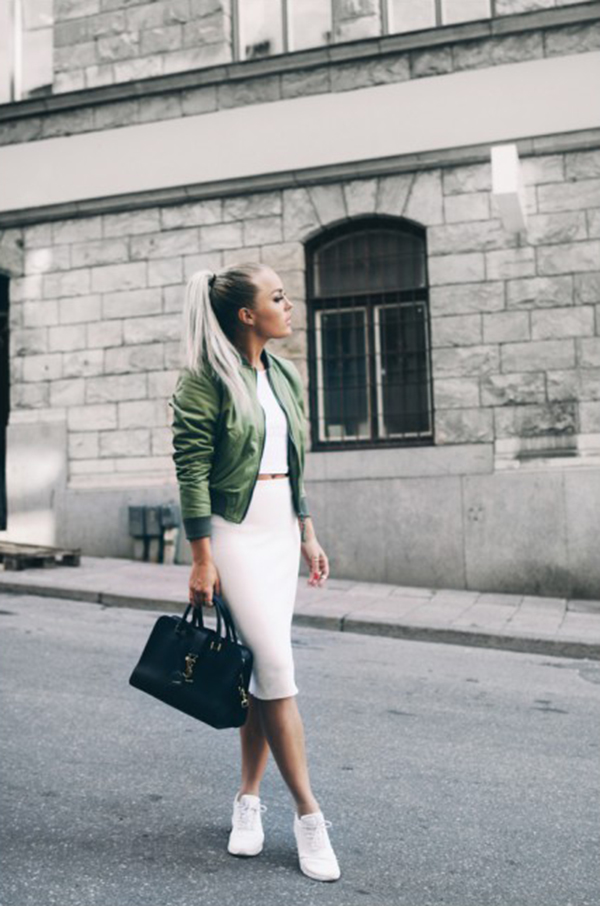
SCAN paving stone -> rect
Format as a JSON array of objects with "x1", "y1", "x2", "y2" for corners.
[
  {"x1": 401, "y1": 601, "x2": 476, "y2": 625},
  {"x1": 451, "y1": 603, "x2": 519, "y2": 629},
  {"x1": 567, "y1": 599, "x2": 600, "y2": 614},
  {"x1": 389, "y1": 585, "x2": 434, "y2": 598},
  {"x1": 506, "y1": 612, "x2": 565, "y2": 632},
  {"x1": 519, "y1": 595, "x2": 567, "y2": 612}
]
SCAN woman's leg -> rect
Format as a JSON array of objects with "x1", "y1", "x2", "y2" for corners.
[
  {"x1": 237, "y1": 693, "x2": 270, "y2": 797},
  {"x1": 257, "y1": 695, "x2": 320, "y2": 816}
]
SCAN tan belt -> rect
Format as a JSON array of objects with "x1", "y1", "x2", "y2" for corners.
[{"x1": 257, "y1": 472, "x2": 289, "y2": 480}]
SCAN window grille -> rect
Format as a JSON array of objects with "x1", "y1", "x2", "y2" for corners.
[{"x1": 306, "y1": 218, "x2": 434, "y2": 450}]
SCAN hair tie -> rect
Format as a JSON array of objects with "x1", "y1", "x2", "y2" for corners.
[{"x1": 208, "y1": 272, "x2": 216, "y2": 288}]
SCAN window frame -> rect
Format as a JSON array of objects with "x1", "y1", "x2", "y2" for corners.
[
  {"x1": 314, "y1": 304, "x2": 372, "y2": 444},
  {"x1": 234, "y1": 0, "x2": 333, "y2": 62},
  {"x1": 2, "y1": 0, "x2": 53, "y2": 103},
  {"x1": 306, "y1": 216, "x2": 435, "y2": 453},
  {"x1": 373, "y1": 299, "x2": 433, "y2": 441},
  {"x1": 232, "y1": 0, "x2": 495, "y2": 61},
  {"x1": 382, "y1": 0, "x2": 493, "y2": 34}
]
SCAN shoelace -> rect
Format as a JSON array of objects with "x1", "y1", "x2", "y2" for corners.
[
  {"x1": 236, "y1": 801, "x2": 267, "y2": 830},
  {"x1": 301, "y1": 818, "x2": 333, "y2": 851}
]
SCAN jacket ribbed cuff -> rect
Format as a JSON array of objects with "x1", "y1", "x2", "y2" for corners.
[
  {"x1": 183, "y1": 515, "x2": 212, "y2": 540},
  {"x1": 299, "y1": 494, "x2": 310, "y2": 518}
]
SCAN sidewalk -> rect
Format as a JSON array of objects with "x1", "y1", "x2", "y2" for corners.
[{"x1": 1, "y1": 556, "x2": 599, "y2": 660}]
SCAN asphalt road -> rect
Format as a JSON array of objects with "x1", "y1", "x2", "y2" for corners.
[{"x1": 1, "y1": 592, "x2": 599, "y2": 906}]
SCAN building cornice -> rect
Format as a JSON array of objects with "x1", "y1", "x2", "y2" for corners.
[{"x1": 0, "y1": 126, "x2": 598, "y2": 229}]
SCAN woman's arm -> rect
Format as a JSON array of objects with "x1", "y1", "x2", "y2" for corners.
[
  {"x1": 299, "y1": 514, "x2": 315, "y2": 543},
  {"x1": 190, "y1": 536, "x2": 213, "y2": 564},
  {"x1": 169, "y1": 367, "x2": 221, "y2": 542},
  {"x1": 299, "y1": 515, "x2": 329, "y2": 585},
  {"x1": 188, "y1": 536, "x2": 221, "y2": 607},
  {"x1": 169, "y1": 368, "x2": 222, "y2": 606}
]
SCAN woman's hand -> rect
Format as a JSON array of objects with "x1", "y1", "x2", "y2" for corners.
[
  {"x1": 301, "y1": 538, "x2": 329, "y2": 587},
  {"x1": 189, "y1": 558, "x2": 221, "y2": 607}
]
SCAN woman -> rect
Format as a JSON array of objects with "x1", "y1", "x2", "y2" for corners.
[{"x1": 169, "y1": 263, "x2": 341, "y2": 883}]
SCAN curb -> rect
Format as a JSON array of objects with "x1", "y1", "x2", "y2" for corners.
[
  {"x1": 2, "y1": 579, "x2": 599, "y2": 661},
  {"x1": 338, "y1": 617, "x2": 600, "y2": 661}
]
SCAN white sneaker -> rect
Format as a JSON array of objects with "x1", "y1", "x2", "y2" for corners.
[
  {"x1": 227, "y1": 793, "x2": 266, "y2": 856},
  {"x1": 293, "y1": 810, "x2": 341, "y2": 881}
]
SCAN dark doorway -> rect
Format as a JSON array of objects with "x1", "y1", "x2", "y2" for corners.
[{"x1": 0, "y1": 274, "x2": 9, "y2": 531}]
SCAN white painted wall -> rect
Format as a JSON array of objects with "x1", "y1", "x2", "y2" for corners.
[{"x1": 1, "y1": 52, "x2": 599, "y2": 212}]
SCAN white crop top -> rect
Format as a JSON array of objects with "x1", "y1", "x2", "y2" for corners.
[{"x1": 256, "y1": 368, "x2": 289, "y2": 474}]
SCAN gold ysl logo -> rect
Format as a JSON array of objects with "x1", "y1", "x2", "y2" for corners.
[
  {"x1": 182, "y1": 653, "x2": 198, "y2": 683},
  {"x1": 238, "y1": 674, "x2": 249, "y2": 708}
]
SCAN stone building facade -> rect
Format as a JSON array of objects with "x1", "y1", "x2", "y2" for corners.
[{"x1": 0, "y1": 0, "x2": 599, "y2": 596}]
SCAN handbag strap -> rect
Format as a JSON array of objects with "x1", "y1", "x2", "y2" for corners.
[
  {"x1": 213, "y1": 592, "x2": 241, "y2": 646},
  {"x1": 179, "y1": 602, "x2": 223, "y2": 639},
  {"x1": 179, "y1": 594, "x2": 241, "y2": 646}
]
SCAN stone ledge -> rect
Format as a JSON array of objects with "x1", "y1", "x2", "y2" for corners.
[{"x1": 494, "y1": 432, "x2": 600, "y2": 471}]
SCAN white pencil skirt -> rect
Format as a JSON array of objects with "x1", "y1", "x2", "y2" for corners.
[{"x1": 210, "y1": 476, "x2": 301, "y2": 700}]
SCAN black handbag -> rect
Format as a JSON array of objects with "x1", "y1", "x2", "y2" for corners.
[{"x1": 129, "y1": 592, "x2": 253, "y2": 729}]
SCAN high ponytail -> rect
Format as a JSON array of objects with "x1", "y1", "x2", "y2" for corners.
[{"x1": 179, "y1": 264, "x2": 265, "y2": 422}]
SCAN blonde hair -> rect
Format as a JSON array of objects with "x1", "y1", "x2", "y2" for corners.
[{"x1": 179, "y1": 263, "x2": 266, "y2": 421}]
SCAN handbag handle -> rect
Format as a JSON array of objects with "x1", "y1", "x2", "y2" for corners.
[
  {"x1": 179, "y1": 601, "x2": 223, "y2": 639},
  {"x1": 213, "y1": 592, "x2": 241, "y2": 646},
  {"x1": 179, "y1": 593, "x2": 240, "y2": 646}
]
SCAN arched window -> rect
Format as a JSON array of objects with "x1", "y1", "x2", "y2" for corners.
[{"x1": 306, "y1": 217, "x2": 433, "y2": 449}]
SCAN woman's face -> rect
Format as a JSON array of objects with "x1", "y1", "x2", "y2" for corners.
[{"x1": 243, "y1": 267, "x2": 294, "y2": 340}]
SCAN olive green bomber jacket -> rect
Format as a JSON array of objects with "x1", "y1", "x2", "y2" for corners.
[{"x1": 168, "y1": 348, "x2": 310, "y2": 541}]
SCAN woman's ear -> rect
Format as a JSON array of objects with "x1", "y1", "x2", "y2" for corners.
[{"x1": 238, "y1": 307, "x2": 255, "y2": 327}]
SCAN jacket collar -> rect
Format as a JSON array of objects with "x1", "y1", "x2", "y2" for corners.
[{"x1": 239, "y1": 347, "x2": 271, "y2": 370}]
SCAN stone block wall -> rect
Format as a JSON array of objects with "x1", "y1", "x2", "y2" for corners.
[
  {"x1": 6, "y1": 192, "x2": 310, "y2": 489},
  {"x1": 6, "y1": 145, "x2": 600, "y2": 476},
  {"x1": 429, "y1": 149, "x2": 600, "y2": 449},
  {"x1": 53, "y1": 0, "x2": 233, "y2": 93},
  {"x1": 48, "y1": 0, "x2": 598, "y2": 96}
]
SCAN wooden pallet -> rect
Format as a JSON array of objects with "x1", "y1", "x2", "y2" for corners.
[{"x1": 0, "y1": 541, "x2": 81, "y2": 571}]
